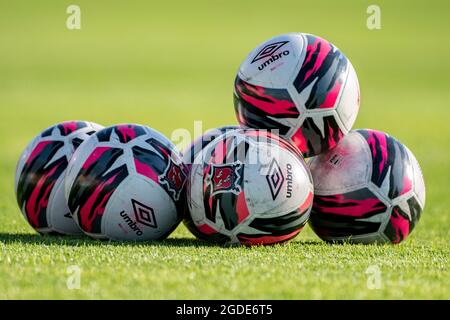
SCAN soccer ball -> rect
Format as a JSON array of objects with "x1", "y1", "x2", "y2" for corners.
[
  {"x1": 234, "y1": 32, "x2": 360, "y2": 158},
  {"x1": 182, "y1": 125, "x2": 239, "y2": 169},
  {"x1": 65, "y1": 124, "x2": 188, "y2": 241},
  {"x1": 308, "y1": 129, "x2": 426, "y2": 244},
  {"x1": 15, "y1": 121, "x2": 103, "y2": 235},
  {"x1": 185, "y1": 128, "x2": 314, "y2": 245}
]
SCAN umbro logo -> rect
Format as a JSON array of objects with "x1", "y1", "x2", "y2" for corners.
[
  {"x1": 119, "y1": 199, "x2": 157, "y2": 237},
  {"x1": 132, "y1": 199, "x2": 157, "y2": 228},
  {"x1": 265, "y1": 158, "x2": 285, "y2": 200},
  {"x1": 251, "y1": 41, "x2": 289, "y2": 64}
]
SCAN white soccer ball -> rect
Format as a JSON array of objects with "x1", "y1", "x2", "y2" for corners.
[
  {"x1": 185, "y1": 129, "x2": 314, "y2": 245},
  {"x1": 15, "y1": 121, "x2": 103, "y2": 235},
  {"x1": 65, "y1": 124, "x2": 188, "y2": 241},
  {"x1": 308, "y1": 129, "x2": 426, "y2": 244},
  {"x1": 234, "y1": 32, "x2": 360, "y2": 158}
]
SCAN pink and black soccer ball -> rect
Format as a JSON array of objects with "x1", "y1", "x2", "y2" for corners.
[
  {"x1": 15, "y1": 121, "x2": 103, "y2": 235},
  {"x1": 64, "y1": 124, "x2": 188, "y2": 241},
  {"x1": 308, "y1": 129, "x2": 426, "y2": 244},
  {"x1": 234, "y1": 33, "x2": 360, "y2": 158},
  {"x1": 185, "y1": 128, "x2": 314, "y2": 245}
]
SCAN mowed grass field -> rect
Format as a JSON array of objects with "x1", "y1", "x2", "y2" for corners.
[{"x1": 0, "y1": 0, "x2": 449, "y2": 299}]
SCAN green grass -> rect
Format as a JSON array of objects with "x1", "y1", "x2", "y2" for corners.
[{"x1": 0, "y1": 0, "x2": 449, "y2": 299}]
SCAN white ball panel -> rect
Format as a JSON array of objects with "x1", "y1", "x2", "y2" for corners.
[
  {"x1": 187, "y1": 159, "x2": 208, "y2": 225},
  {"x1": 245, "y1": 141, "x2": 313, "y2": 217},
  {"x1": 406, "y1": 147, "x2": 426, "y2": 208},
  {"x1": 238, "y1": 33, "x2": 306, "y2": 87},
  {"x1": 308, "y1": 131, "x2": 372, "y2": 194},
  {"x1": 48, "y1": 174, "x2": 82, "y2": 235},
  {"x1": 336, "y1": 61, "x2": 360, "y2": 132},
  {"x1": 102, "y1": 175, "x2": 178, "y2": 241}
]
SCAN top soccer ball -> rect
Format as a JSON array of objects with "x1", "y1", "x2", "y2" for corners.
[{"x1": 234, "y1": 33, "x2": 360, "y2": 158}]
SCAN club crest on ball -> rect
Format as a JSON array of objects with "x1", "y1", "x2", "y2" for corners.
[
  {"x1": 206, "y1": 162, "x2": 243, "y2": 196},
  {"x1": 159, "y1": 160, "x2": 187, "y2": 202}
]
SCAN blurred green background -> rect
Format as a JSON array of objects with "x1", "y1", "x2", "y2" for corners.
[{"x1": 0, "y1": 0, "x2": 448, "y2": 299}]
